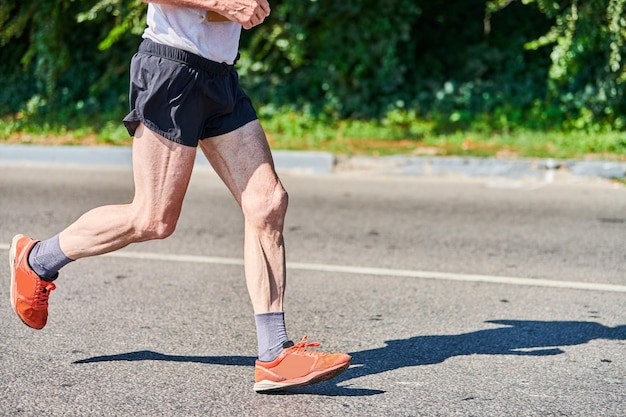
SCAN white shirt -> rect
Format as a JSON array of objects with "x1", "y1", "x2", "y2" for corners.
[{"x1": 142, "y1": 4, "x2": 241, "y2": 64}]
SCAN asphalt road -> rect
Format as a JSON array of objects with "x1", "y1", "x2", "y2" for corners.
[{"x1": 1, "y1": 164, "x2": 625, "y2": 416}]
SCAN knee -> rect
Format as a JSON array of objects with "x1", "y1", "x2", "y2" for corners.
[
  {"x1": 131, "y1": 208, "x2": 179, "y2": 242},
  {"x1": 242, "y1": 183, "x2": 288, "y2": 231}
]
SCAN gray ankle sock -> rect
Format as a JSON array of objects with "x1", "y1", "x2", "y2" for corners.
[
  {"x1": 255, "y1": 312, "x2": 289, "y2": 362},
  {"x1": 28, "y1": 234, "x2": 73, "y2": 280}
]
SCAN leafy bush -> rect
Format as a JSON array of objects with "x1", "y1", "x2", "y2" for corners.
[
  {"x1": 1, "y1": 0, "x2": 626, "y2": 141},
  {"x1": 0, "y1": 0, "x2": 143, "y2": 120}
]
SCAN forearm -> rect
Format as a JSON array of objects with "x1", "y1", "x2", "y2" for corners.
[
  {"x1": 142, "y1": 0, "x2": 219, "y2": 11},
  {"x1": 142, "y1": 0, "x2": 270, "y2": 29}
]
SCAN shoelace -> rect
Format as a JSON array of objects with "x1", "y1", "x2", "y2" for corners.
[
  {"x1": 287, "y1": 336, "x2": 323, "y2": 356},
  {"x1": 32, "y1": 280, "x2": 56, "y2": 309}
]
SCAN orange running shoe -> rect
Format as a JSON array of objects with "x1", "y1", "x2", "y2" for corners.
[
  {"x1": 9, "y1": 234, "x2": 56, "y2": 330},
  {"x1": 254, "y1": 335, "x2": 351, "y2": 392}
]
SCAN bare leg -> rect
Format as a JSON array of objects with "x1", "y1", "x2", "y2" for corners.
[
  {"x1": 199, "y1": 120, "x2": 288, "y2": 314},
  {"x1": 59, "y1": 124, "x2": 196, "y2": 260}
]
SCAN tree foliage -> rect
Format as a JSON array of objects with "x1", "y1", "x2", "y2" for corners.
[
  {"x1": 1, "y1": 0, "x2": 626, "y2": 132},
  {"x1": 0, "y1": 0, "x2": 144, "y2": 120},
  {"x1": 237, "y1": 0, "x2": 420, "y2": 118},
  {"x1": 521, "y1": 0, "x2": 626, "y2": 129}
]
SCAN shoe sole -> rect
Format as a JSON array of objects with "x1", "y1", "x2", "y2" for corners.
[
  {"x1": 9, "y1": 234, "x2": 23, "y2": 314},
  {"x1": 9, "y1": 234, "x2": 44, "y2": 329},
  {"x1": 253, "y1": 360, "x2": 351, "y2": 393}
]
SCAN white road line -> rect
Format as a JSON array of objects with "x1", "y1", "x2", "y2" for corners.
[
  {"x1": 2, "y1": 243, "x2": 625, "y2": 293},
  {"x1": 105, "y1": 250, "x2": 626, "y2": 293},
  {"x1": 286, "y1": 262, "x2": 626, "y2": 292}
]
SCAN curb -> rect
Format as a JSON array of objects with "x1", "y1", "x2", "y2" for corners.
[
  {"x1": 0, "y1": 144, "x2": 336, "y2": 175},
  {"x1": 0, "y1": 145, "x2": 134, "y2": 167},
  {"x1": 336, "y1": 155, "x2": 626, "y2": 181},
  {"x1": 1, "y1": 144, "x2": 625, "y2": 181}
]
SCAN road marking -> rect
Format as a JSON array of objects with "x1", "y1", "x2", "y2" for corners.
[
  {"x1": 106, "y1": 250, "x2": 626, "y2": 293},
  {"x1": 2, "y1": 243, "x2": 624, "y2": 293}
]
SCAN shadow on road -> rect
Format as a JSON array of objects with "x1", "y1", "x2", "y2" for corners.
[
  {"x1": 74, "y1": 320, "x2": 626, "y2": 397},
  {"x1": 74, "y1": 351, "x2": 254, "y2": 366}
]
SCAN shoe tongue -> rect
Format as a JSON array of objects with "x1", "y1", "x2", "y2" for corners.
[{"x1": 282, "y1": 340, "x2": 295, "y2": 349}]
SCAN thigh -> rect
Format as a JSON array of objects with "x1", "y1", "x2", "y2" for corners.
[
  {"x1": 198, "y1": 120, "x2": 280, "y2": 206},
  {"x1": 132, "y1": 123, "x2": 197, "y2": 216}
]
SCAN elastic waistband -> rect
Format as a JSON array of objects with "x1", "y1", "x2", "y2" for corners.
[{"x1": 138, "y1": 39, "x2": 235, "y2": 74}]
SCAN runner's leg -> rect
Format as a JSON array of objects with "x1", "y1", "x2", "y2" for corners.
[
  {"x1": 58, "y1": 124, "x2": 196, "y2": 260},
  {"x1": 199, "y1": 120, "x2": 287, "y2": 314},
  {"x1": 201, "y1": 123, "x2": 351, "y2": 391}
]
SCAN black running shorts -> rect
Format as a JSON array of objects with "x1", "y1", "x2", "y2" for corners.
[{"x1": 123, "y1": 39, "x2": 258, "y2": 147}]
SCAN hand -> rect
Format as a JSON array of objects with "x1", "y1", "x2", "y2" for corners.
[{"x1": 210, "y1": 0, "x2": 270, "y2": 29}]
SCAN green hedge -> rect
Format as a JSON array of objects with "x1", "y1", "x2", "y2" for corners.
[{"x1": 2, "y1": 0, "x2": 626, "y2": 134}]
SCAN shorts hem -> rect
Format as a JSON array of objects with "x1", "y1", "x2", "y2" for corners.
[
  {"x1": 201, "y1": 114, "x2": 259, "y2": 139},
  {"x1": 200, "y1": 95, "x2": 258, "y2": 139},
  {"x1": 123, "y1": 110, "x2": 192, "y2": 147}
]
